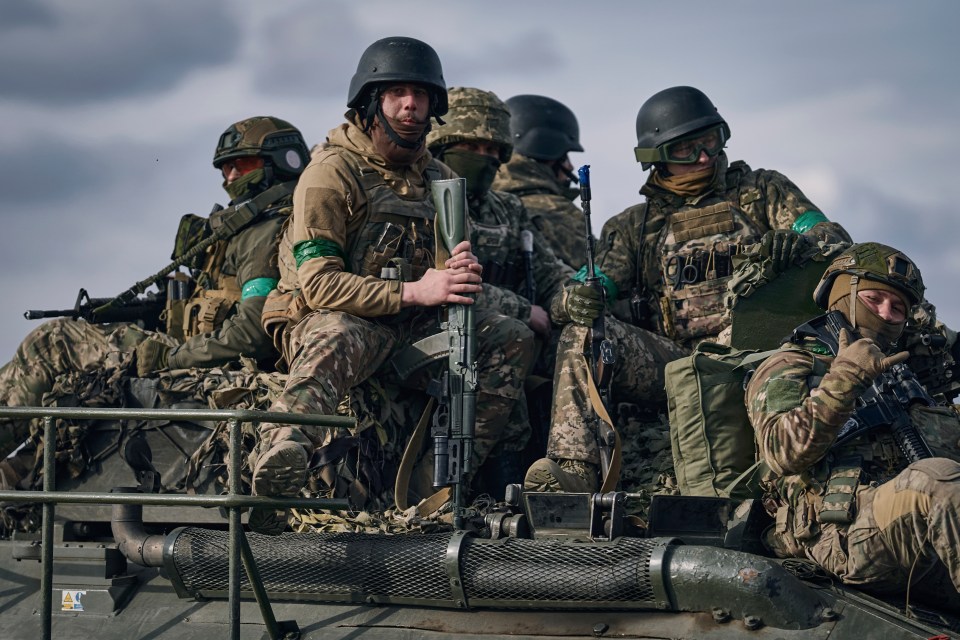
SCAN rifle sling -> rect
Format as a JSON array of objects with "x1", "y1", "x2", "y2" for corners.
[
  {"x1": 394, "y1": 396, "x2": 452, "y2": 515},
  {"x1": 581, "y1": 331, "x2": 622, "y2": 492}
]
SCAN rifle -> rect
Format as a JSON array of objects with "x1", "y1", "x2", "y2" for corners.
[
  {"x1": 90, "y1": 181, "x2": 294, "y2": 318},
  {"x1": 578, "y1": 165, "x2": 617, "y2": 477},
  {"x1": 24, "y1": 287, "x2": 164, "y2": 329},
  {"x1": 521, "y1": 229, "x2": 536, "y2": 302},
  {"x1": 792, "y1": 311, "x2": 934, "y2": 462},
  {"x1": 429, "y1": 177, "x2": 478, "y2": 529}
]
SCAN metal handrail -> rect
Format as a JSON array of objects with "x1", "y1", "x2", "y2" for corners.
[{"x1": 0, "y1": 406, "x2": 354, "y2": 640}]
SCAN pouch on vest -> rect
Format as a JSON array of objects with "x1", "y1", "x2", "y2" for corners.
[
  {"x1": 666, "y1": 342, "x2": 774, "y2": 498},
  {"x1": 817, "y1": 458, "x2": 862, "y2": 525}
]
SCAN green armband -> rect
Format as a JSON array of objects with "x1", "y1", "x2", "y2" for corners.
[
  {"x1": 791, "y1": 210, "x2": 829, "y2": 234},
  {"x1": 293, "y1": 238, "x2": 349, "y2": 270},
  {"x1": 572, "y1": 265, "x2": 620, "y2": 301},
  {"x1": 241, "y1": 277, "x2": 278, "y2": 300}
]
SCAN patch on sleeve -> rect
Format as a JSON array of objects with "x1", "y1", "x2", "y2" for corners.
[{"x1": 764, "y1": 378, "x2": 805, "y2": 413}]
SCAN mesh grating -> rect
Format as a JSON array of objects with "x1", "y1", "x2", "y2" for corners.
[
  {"x1": 170, "y1": 528, "x2": 662, "y2": 609},
  {"x1": 461, "y1": 536, "x2": 658, "y2": 605},
  {"x1": 171, "y1": 528, "x2": 453, "y2": 601}
]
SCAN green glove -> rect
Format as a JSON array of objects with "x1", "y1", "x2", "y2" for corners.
[
  {"x1": 135, "y1": 338, "x2": 172, "y2": 377},
  {"x1": 564, "y1": 284, "x2": 604, "y2": 326},
  {"x1": 760, "y1": 229, "x2": 808, "y2": 273}
]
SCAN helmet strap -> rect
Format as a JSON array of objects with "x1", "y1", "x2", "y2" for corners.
[{"x1": 849, "y1": 275, "x2": 860, "y2": 329}]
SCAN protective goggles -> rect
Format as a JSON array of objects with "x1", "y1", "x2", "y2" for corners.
[
  {"x1": 219, "y1": 156, "x2": 264, "y2": 178},
  {"x1": 634, "y1": 125, "x2": 727, "y2": 164}
]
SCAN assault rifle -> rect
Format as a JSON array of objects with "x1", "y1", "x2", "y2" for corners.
[
  {"x1": 429, "y1": 178, "x2": 478, "y2": 529},
  {"x1": 578, "y1": 165, "x2": 617, "y2": 477},
  {"x1": 792, "y1": 310, "x2": 935, "y2": 462},
  {"x1": 89, "y1": 181, "x2": 294, "y2": 319},
  {"x1": 24, "y1": 287, "x2": 163, "y2": 330}
]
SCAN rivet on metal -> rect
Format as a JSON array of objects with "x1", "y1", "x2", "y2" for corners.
[
  {"x1": 821, "y1": 608, "x2": 839, "y2": 621},
  {"x1": 711, "y1": 607, "x2": 730, "y2": 623},
  {"x1": 744, "y1": 615, "x2": 762, "y2": 631},
  {"x1": 592, "y1": 622, "x2": 608, "y2": 637}
]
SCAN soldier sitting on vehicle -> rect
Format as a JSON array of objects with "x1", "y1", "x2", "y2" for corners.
[
  {"x1": 524, "y1": 85, "x2": 852, "y2": 494},
  {"x1": 745, "y1": 242, "x2": 960, "y2": 609},
  {"x1": 0, "y1": 116, "x2": 309, "y2": 491}
]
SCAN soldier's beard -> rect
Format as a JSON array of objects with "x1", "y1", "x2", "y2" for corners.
[{"x1": 370, "y1": 114, "x2": 429, "y2": 166}]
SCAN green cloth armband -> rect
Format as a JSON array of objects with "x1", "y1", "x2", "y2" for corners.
[
  {"x1": 241, "y1": 277, "x2": 278, "y2": 300},
  {"x1": 791, "y1": 210, "x2": 829, "y2": 234},
  {"x1": 572, "y1": 265, "x2": 620, "y2": 300},
  {"x1": 293, "y1": 238, "x2": 348, "y2": 270}
]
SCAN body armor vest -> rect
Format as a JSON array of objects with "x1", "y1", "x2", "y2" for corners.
[
  {"x1": 651, "y1": 169, "x2": 768, "y2": 343},
  {"x1": 344, "y1": 151, "x2": 440, "y2": 282}
]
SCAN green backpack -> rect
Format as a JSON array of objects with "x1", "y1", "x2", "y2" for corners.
[{"x1": 665, "y1": 342, "x2": 776, "y2": 498}]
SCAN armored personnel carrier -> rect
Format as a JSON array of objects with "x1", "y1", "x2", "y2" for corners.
[{"x1": 0, "y1": 398, "x2": 957, "y2": 640}]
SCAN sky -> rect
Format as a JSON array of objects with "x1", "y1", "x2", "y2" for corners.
[{"x1": 1, "y1": 0, "x2": 958, "y2": 361}]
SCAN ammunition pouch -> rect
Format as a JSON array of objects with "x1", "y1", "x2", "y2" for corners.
[
  {"x1": 260, "y1": 288, "x2": 311, "y2": 355},
  {"x1": 183, "y1": 289, "x2": 238, "y2": 338},
  {"x1": 817, "y1": 459, "x2": 862, "y2": 525}
]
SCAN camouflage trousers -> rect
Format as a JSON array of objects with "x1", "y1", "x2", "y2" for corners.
[
  {"x1": 548, "y1": 318, "x2": 687, "y2": 464},
  {"x1": 257, "y1": 307, "x2": 536, "y2": 480},
  {"x1": 0, "y1": 318, "x2": 176, "y2": 459},
  {"x1": 790, "y1": 458, "x2": 960, "y2": 608}
]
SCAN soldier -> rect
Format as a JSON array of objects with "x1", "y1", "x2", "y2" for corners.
[
  {"x1": 525, "y1": 85, "x2": 852, "y2": 493},
  {"x1": 426, "y1": 86, "x2": 575, "y2": 488},
  {"x1": 491, "y1": 94, "x2": 588, "y2": 269},
  {"x1": 745, "y1": 242, "x2": 960, "y2": 607},
  {"x1": 253, "y1": 39, "x2": 535, "y2": 533},
  {"x1": 0, "y1": 116, "x2": 309, "y2": 489}
]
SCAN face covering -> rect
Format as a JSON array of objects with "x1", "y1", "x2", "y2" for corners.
[
  {"x1": 223, "y1": 167, "x2": 266, "y2": 203},
  {"x1": 828, "y1": 274, "x2": 908, "y2": 351},
  {"x1": 441, "y1": 149, "x2": 500, "y2": 198}
]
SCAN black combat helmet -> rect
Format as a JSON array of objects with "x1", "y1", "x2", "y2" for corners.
[
  {"x1": 633, "y1": 86, "x2": 730, "y2": 170},
  {"x1": 505, "y1": 95, "x2": 584, "y2": 161},
  {"x1": 213, "y1": 116, "x2": 310, "y2": 180},
  {"x1": 347, "y1": 36, "x2": 448, "y2": 120}
]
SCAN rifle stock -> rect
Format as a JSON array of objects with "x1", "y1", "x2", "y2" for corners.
[{"x1": 430, "y1": 178, "x2": 477, "y2": 529}]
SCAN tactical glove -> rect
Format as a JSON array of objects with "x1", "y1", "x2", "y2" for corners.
[
  {"x1": 564, "y1": 284, "x2": 604, "y2": 326},
  {"x1": 760, "y1": 229, "x2": 808, "y2": 273},
  {"x1": 135, "y1": 337, "x2": 172, "y2": 377},
  {"x1": 831, "y1": 328, "x2": 909, "y2": 392}
]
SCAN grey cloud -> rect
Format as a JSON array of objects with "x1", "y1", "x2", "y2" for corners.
[
  {"x1": 0, "y1": 0, "x2": 240, "y2": 104},
  {"x1": 440, "y1": 30, "x2": 566, "y2": 84},
  {"x1": 0, "y1": 140, "x2": 107, "y2": 205},
  {"x1": 0, "y1": 0, "x2": 57, "y2": 30},
  {"x1": 252, "y1": 2, "x2": 364, "y2": 99}
]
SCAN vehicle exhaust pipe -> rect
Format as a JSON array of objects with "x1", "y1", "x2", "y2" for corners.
[{"x1": 110, "y1": 488, "x2": 165, "y2": 568}]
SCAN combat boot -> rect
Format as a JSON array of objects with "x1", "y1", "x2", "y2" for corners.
[
  {"x1": 523, "y1": 458, "x2": 599, "y2": 493},
  {"x1": 249, "y1": 441, "x2": 309, "y2": 535}
]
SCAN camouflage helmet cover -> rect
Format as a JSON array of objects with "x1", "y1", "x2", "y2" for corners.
[
  {"x1": 426, "y1": 87, "x2": 513, "y2": 163},
  {"x1": 213, "y1": 116, "x2": 310, "y2": 178},
  {"x1": 813, "y1": 242, "x2": 925, "y2": 309},
  {"x1": 634, "y1": 86, "x2": 730, "y2": 169},
  {"x1": 505, "y1": 94, "x2": 583, "y2": 161},
  {"x1": 346, "y1": 36, "x2": 448, "y2": 117}
]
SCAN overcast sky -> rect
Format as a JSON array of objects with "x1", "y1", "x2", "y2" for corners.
[{"x1": 1, "y1": 0, "x2": 958, "y2": 361}]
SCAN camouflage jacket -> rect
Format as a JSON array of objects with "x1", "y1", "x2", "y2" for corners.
[
  {"x1": 469, "y1": 190, "x2": 574, "y2": 324},
  {"x1": 167, "y1": 197, "x2": 290, "y2": 369},
  {"x1": 593, "y1": 156, "x2": 851, "y2": 346},
  {"x1": 492, "y1": 153, "x2": 588, "y2": 270},
  {"x1": 745, "y1": 339, "x2": 916, "y2": 536}
]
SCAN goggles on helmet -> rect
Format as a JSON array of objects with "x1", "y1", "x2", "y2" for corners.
[{"x1": 635, "y1": 125, "x2": 727, "y2": 164}]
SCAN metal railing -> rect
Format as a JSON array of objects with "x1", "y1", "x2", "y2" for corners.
[{"x1": 0, "y1": 406, "x2": 354, "y2": 640}]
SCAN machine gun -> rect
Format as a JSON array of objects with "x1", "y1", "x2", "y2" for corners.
[
  {"x1": 578, "y1": 165, "x2": 617, "y2": 478},
  {"x1": 429, "y1": 178, "x2": 478, "y2": 529},
  {"x1": 792, "y1": 311, "x2": 935, "y2": 462},
  {"x1": 24, "y1": 287, "x2": 164, "y2": 330}
]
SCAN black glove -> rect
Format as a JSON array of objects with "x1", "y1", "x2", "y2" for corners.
[
  {"x1": 135, "y1": 337, "x2": 171, "y2": 377},
  {"x1": 760, "y1": 229, "x2": 808, "y2": 273},
  {"x1": 564, "y1": 284, "x2": 604, "y2": 326}
]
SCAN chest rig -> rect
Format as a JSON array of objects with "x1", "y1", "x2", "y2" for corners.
[
  {"x1": 470, "y1": 191, "x2": 517, "y2": 287},
  {"x1": 653, "y1": 186, "x2": 767, "y2": 343},
  {"x1": 345, "y1": 154, "x2": 440, "y2": 284}
]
